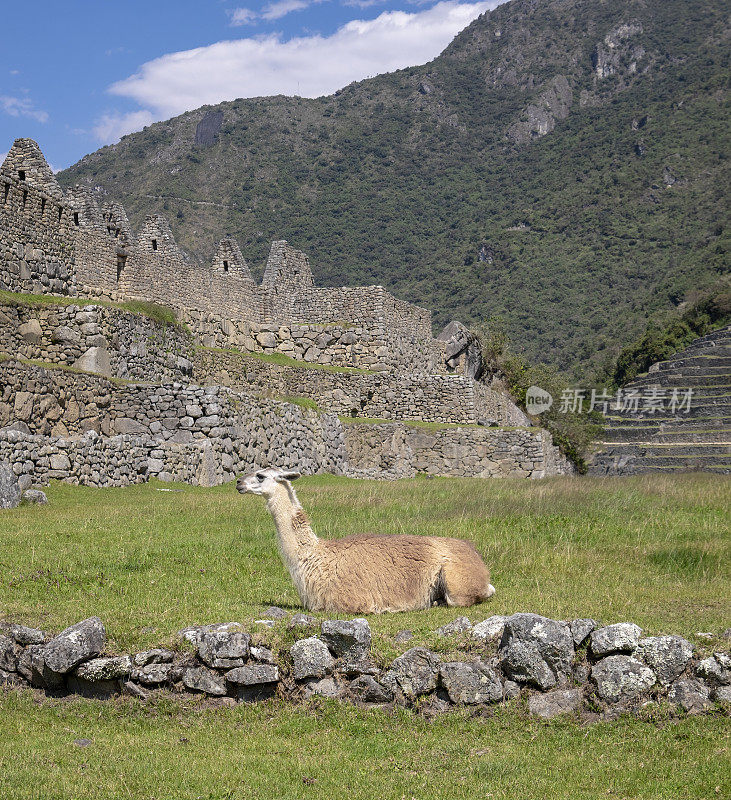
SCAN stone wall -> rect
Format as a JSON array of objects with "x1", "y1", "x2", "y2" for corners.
[
  {"x1": 343, "y1": 421, "x2": 573, "y2": 479},
  {"x1": 0, "y1": 301, "x2": 193, "y2": 382},
  {"x1": 194, "y1": 348, "x2": 527, "y2": 425}
]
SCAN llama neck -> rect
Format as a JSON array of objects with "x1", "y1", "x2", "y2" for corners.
[{"x1": 266, "y1": 483, "x2": 319, "y2": 583}]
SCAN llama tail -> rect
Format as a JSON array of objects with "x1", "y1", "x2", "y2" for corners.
[{"x1": 486, "y1": 583, "x2": 496, "y2": 598}]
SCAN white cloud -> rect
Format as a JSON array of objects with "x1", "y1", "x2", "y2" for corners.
[
  {"x1": 0, "y1": 95, "x2": 49, "y2": 123},
  {"x1": 92, "y1": 109, "x2": 157, "y2": 145},
  {"x1": 108, "y1": 0, "x2": 501, "y2": 126},
  {"x1": 261, "y1": 0, "x2": 311, "y2": 20},
  {"x1": 229, "y1": 7, "x2": 258, "y2": 26},
  {"x1": 0, "y1": 151, "x2": 8, "y2": 165}
]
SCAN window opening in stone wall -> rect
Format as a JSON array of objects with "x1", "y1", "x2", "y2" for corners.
[
  {"x1": 40, "y1": 197, "x2": 46, "y2": 216},
  {"x1": 3, "y1": 183, "x2": 8, "y2": 204},
  {"x1": 58, "y1": 205, "x2": 63, "y2": 222},
  {"x1": 117, "y1": 253, "x2": 127, "y2": 283},
  {"x1": 152, "y1": 239, "x2": 158, "y2": 251},
  {"x1": 223, "y1": 260, "x2": 229, "y2": 272},
  {"x1": 18, "y1": 170, "x2": 25, "y2": 181},
  {"x1": 73, "y1": 212, "x2": 79, "y2": 226},
  {"x1": 22, "y1": 190, "x2": 27, "y2": 209}
]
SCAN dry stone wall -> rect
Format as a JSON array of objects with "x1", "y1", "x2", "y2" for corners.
[
  {"x1": 0, "y1": 302, "x2": 193, "y2": 382},
  {"x1": 343, "y1": 422, "x2": 573, "y2": 479}
]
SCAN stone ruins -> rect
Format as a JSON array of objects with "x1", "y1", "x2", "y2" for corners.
[{"x1": 0, "y1": 138, "x2": 573, "y2": 488}]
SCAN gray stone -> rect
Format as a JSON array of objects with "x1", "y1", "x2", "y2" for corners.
[
  {"x1": 225, "y1": 664, "x2": 279, "y2": 685},
  {"x1": 17, "y1": 475, "x2": 32, "y2": 492},
  {"x1": 394, "y1": 630, "x2": 414, "y2": 644},
  {"x1": 41, "y1": 617, "x2": 106, "y2": 675},
  {"x1": 263, "y1": 606, "x2": 288, "y2": 620},
  {"x1": 569, "y1": 618, "x2": 598, "y2": 647},
  {"x1": 499, "y1": 613, "x2": 574, "y2": 690},
  {"x1": 668, "y1": 679, "x2": 712, "y2": 713},
  {"x1": 21, "y1": 489, "x2": 48, "y2": 505},
  {"x1": 439, "y1": 661, "x2": 502, "y2": 704},
  {"x1": 19, "y1": 319, "x2": 42, "y2": 345},
  {"x1": 131, "y1": 663, "x2": 180, "y2": 685},
  {"x1": 74, "y1": 655, "x2": 132, "y2": 681},
  {"x1": 197, "y1": 629, "x2": 251, "y2": 669},
  {"x1": 635, "y1": 636, "x2": 693, "y2": 686},
  {"x1": 713, "y1": 685, "x2": 731, "y2": 703},
  {"x1": 250, "y1": 646, "x2": 276, "y2": 664},
  {"x1": 528, "y1": 688, "x2": 582, "y2": 719},
  {"x1": 288, "y1": 613, "x2": 318, "y2": 633},
  {"x1": 0, "y1": 463, "x2": 21, "y2": 509},
  {"x1": 132, "y1": 648, "x2": 174, "y2": 667},
  {"x1": 7, "y1": 623, "x2": 45, "y2": 646},
  {"x1": 113, "y1": 417, "x2": 147, "y2": 435},
  {"x1": 590, "y1": 623, "x2": 642, "y2": 656},
  {"x1": 72, "y1": 347, "x2": 112, "y2": 377},
  {"x1": 472, "y1": 615, "x2": 508, "y2": 641},
  {"x1": 696, "y1": 653, "x2": 731, "y2": 685},
  {"x1": 0, "y1": 668, "x2": 23, "y2": 686},
  {"x1": 51, "y1": 326, "x2": 80, "y2": 346},
  {"x1": 503, "y1": 680, "x2": 521, "y2": 699},
  {"x1": 291, "y1": 637, "x2": 335, "y2": 680},
  {"x1": 183, "y1": 666, "x2": 228, "y2": 696},
  {"x1": 591, "y1": 655, "x2": 656, "y2": 704},
  {"x1": 49, "y1": 452, "x2": 71, "y2": 471},
  {"x1": 0, "y1": 634, "x2": 18, "y2": 671},
  {"x1": 320, "y1": 618, "x2": 371, "y2": 662},
  {"x1": 381, "y1": 647, "x2": 441, "y2": 700},
  {"x1": 349, "y1": 675, "x2": 393, "y2": 703},
  {"x1": 17, "y1": 644, "x2": 63, "y2": 688},
  {"x1": 122, "y1": 680, "x2": 149, "y2": 700},
  {"x1": 436, "y1": 617, "x2": 472, "y2": 637},
  {"x1": 302, "y1": 677, "x2": 342, "y2": 699}
]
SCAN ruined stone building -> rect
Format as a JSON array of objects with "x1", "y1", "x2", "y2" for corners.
[{"x1": 0, "y1": 138, "x2": 572, "y2": 486}]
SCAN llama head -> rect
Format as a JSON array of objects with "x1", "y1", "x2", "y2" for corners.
[{"x1": 237, "y1": 467, "x2": 301, "y2": 498}]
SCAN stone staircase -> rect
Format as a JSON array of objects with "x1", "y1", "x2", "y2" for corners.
[{"x1": 589, "y1": 326, "x2": 731, "y2": 475}]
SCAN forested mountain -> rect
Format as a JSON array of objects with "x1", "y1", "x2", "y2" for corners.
[{"x1": 59, "y1": 0, "x2": 729, "y2": 377}]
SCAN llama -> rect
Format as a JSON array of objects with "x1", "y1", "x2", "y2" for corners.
[{"x1": 237, "y1": 467, "x2": 495, "y2": 614}]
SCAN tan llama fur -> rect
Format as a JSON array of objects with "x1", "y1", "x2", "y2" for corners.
[{"x1": 237, "y1": 468, "x2": 495, "y2": 614}]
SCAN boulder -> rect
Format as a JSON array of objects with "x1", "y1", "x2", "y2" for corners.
[
  {"x1": 250, "y1": 646, "x2": 276, "y2": 664},
  {"x1": 696, "y1": 653, "x2": 731, "y2": 686},
  {"x1": 635, "y1": 636, "x2": 693, "y2": 686},
  {"x1": 132, "y1": 649, "x2": 174, "y2": 667},
  {"x1": 498, "y1": 613, "x2": 574, "y2": 690},
  {"x1": 263, "y1": 606, "x2": 288, "y2": 620},
  {"x1": 439, "y1": 661, "x2": 502, "y2": 704},
  {"x1": 320, "y1": 618, "x2": 371, "y2": 662},
  {"x1": 713, "y1": 685, "x2": 731, "y2": 703},
  {"x1": 472, "y1": 615, "x2": 508, "y2": 642},
  {"x1": 21, "y1": 489, "x2": 48, "y2": 505},
  {"x1": 49, "y1": 452, "x2": 71, "y2": 471},
  {"x1": 528, "y1": 688, "x2": 582, "y2": 719},
  {"x1": 301, "y1": 677, "x2": 343, "y2": 699},
  {"x1": 51, "y1": 326, "x2": 81, "y2": 346},
  {"x1": 197, "y1": 629, "x2": 251, "y2": 669},
  {"x1": 0, "y1": 463, "x2": 21, "y2": 509},
  {"x1": 290, "y1": 637, "x2": 335, "y2": 680},
  {"x1": 19, "y1": 319, "x2": 42, "y2": 345},
  {"x1": 349, "y1": 675, "x2": 393, "y2": 704},
  {"x1": 569, "y1": 619, "x2": 598, "y2": 647},
  {"x1": 74, "y1": 656, "x2": 132, "y2": 681},
  {"x1": 182, "y1": 666, "x2": 228, "y2": 696},
  {"x1": 591, "y1": 655, "x2": 656, "y2": 704},
  {"x1": 225, "y1": 664, "x2": 279, "y2": 686},
  {"x1": 590, "y1": 623, "x2": 642, "y2": 657},
  {"x1": 381, "y1": 647, "x2": 441, "y2": 700},
  {"x1": 668, "y1": 679, "x2": 712, "y2": 713},
  {"x1": 394, "y1": 630, "x2": 414, "y2": 644},
  {"x1": 41, "y1": 617, "x2": 106, "y2": 675},
  {"x1": 72, "y1": 347, "x2": 112, "y2": 377},
  {"x1": 131, "y1": 662, "x2": 181, "y2": 685},
  {"x1": 6, "y1": 623, "x2": 45, "y2": 646},
  {"x1": 0, "y1": 634, "x2": 18, "y2": 672},
  {"x1": 436, "y1": 617, "x2": 473, "y2": 637}
]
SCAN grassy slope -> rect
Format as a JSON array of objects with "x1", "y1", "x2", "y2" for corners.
[
  {"x1": 58, "y1": 0, "x2": 730, "y2": 377},
  {"x1": 0, "y1": 474, "x2": 729, "y2": 799}
]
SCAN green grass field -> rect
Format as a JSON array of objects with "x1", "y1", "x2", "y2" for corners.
[{"x1": 1, "y1": 474, "x2": 729, "y2": 799}]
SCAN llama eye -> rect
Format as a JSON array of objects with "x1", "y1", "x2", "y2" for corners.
[{"x1": 256, "y1": 473, "x2": 265, "y2": 481}]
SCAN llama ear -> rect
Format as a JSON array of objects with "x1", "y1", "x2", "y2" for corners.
[{"x1": 280, "y1": 471, "x2": 301, "y2": 481}]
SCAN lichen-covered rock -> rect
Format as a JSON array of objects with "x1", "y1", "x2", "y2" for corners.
[
  {"x1": 21, "y1": 489, "x2": 48, "y2": 504},
  {"x1": 503, "y1": 680, "x2": 521, "y2": 699},
  {"x1": 499, "y1": 613, "x2": 574, "y2": 690},
  {"x1": 668, "y1": 679, "x2": 712, "y2": 713},
  {"x1": 696, "y1": 653, "x2": 731, "y2": 686},
  {"x1": 197, "y1": 629, "x2": 251, "y2": 669},
  {"x1": 590, "y1": 623, "x2": 642, "y2": 657},
  {"x1": 301, "y1": 677, "x2": 343, "y2": 699},
  {"x1": 471, "y1": 615, "x2": 508, "y2": 642},
  {"x1": 132, "y1": 649, "x2": 174, "y2": 667},
  {"x1": 569, "y1": 619, "x2": 598, "y2": 648},
  {"x1": 250, "y1": 646, "x2": 276, "y2": 664},
  {"x1": 74, "y1": 656, "x2": 132, "y2": 681},
  {"x1": 290, "y1": 637, "x2": 335, "y2": 680},
  {"x1": 349, "y1": 675, "x2": 393, "y2": 704},
  {"x1": 16, "y1": 644, "x2": 63, "y2": 688},
  {"x1": 394, "y1": 630, "x2": 414, "y2": 644},
  {"x1": 6, "y1": 623, "x2": 45, "y2": 646},
  {"x1": 528, "y1": 688, "x2": 581, "y2": 719},
  {"x1": 436, "y1": 617, "x2": 472, "y2": 637},
  {"x1": 591, "y1": 655, "x2": 655, "y2": 703},
  {"x1": 635, "y1": 636, "x2": 693, "y2": 686},
  {"x1": 41, "y1": 617, "x2": 106, "y2": 675},
  {"x1": 320, "y1": 618, "x2": 371, "y2": 662},
  {"x1": 288, "y1": 613, "x2": 318, "y2": 634},
  {"x1": 0, "y1": 463, "x2": 21, "y2": 509},
  {"x1": 381, "y1": 647, "x2": 441, "y2": 700},
  {"x1": 182, "y1": 666, "x2": 228, "y2": 696},
  {"x1": 225, "y1": 664, "x2": 279, "y2": 686},
  {"x1": 131, "y1": 662, "x2": 182, "y2": 685},
  {"x1": 713, "y1": 685, "x2": 731, "y2": 703},
  {"x1": 439, "y1": 661, "x2": 502, "y2": 704},
  {"x1": 0, "y1": 634, "x2": 19, "y2": 672}
]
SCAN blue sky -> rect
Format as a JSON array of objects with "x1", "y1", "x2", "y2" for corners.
[{"x1": 1, "y1": 0, "x2": 503, "y2": 171}]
